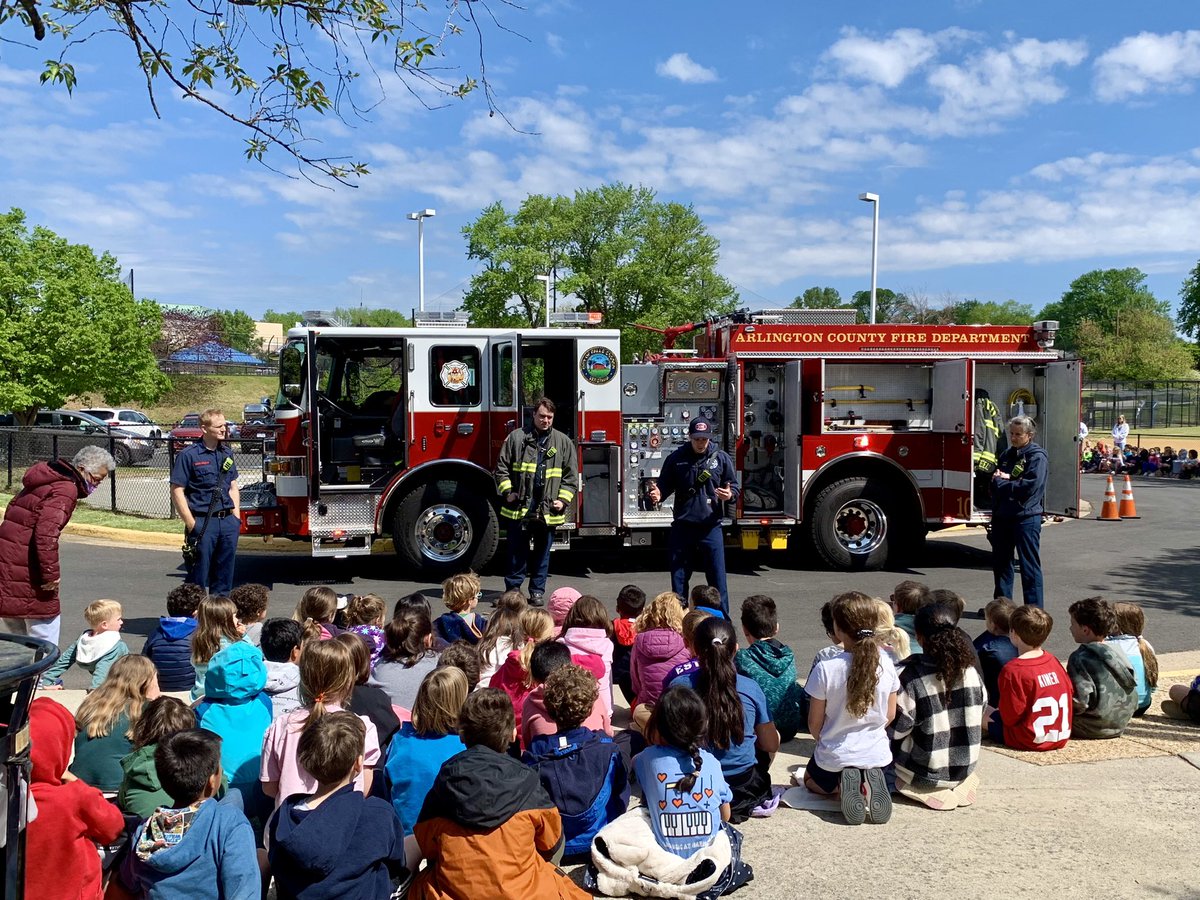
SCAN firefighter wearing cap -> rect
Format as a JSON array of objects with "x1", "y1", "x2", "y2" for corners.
[
  {"x1": 648, "y1": 418, "x2": 739, "y2": 616},
  {"x1": 495, "y1": 397, "x2": 578, "y2": 606}
]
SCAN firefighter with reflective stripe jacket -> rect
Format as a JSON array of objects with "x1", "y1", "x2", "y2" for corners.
[
  {"x1": 973, "y1": 388, "x2": 1001, "y2": 508},
  {"x1": 495, "y1": 398, "x2": 578, "y2": 605}
]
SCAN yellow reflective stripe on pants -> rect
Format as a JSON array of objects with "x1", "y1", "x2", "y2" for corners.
[{"x1": 500, "y1": 506, "x2": 527, "y2": 520}]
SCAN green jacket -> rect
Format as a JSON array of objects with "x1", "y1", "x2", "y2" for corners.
[
  {"x1": 1068, "y1": 642, "x2": 1137, "y2": 739},
  {"x1": 118, "y1": 743, "x2": 229, "y2": 818},
  {"x1": 494, "y1": 426, "x2": 578, "y2": 526}
]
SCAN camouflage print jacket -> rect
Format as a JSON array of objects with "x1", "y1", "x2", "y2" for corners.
[{"x1": 1067, "y1": 642, "x2": 1137, "y2": 739}]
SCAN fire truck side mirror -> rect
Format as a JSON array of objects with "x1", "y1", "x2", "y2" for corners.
[{"x1": 283, "y1": 383, "x2": 302, "y2": 403}]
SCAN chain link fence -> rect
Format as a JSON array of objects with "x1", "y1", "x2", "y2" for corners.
[
  {"x1": 0, "y1": 427, "x2": 267, "y2": 519},
  {"x1": 1083, "y1": 380, "x2": 1200, "y2": 432}
]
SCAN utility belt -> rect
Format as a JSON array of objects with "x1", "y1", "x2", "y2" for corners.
[{"x1": 193, "y1": 507, "x2": 235, "y2": 519}]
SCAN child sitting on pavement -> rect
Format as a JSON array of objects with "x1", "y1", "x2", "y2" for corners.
[
  {"x1": 630, "y1": 591, "x2": 690, "y2": 729},
  {"x1": 261, "y1": 617, "x2": 304, "y2": 719},
  {"x1": 523, "y1": 665, "x2": 629, "y2": 861},
  {"x1": 40, "y1": 599, "x2": 129, "y2": 690},
  {"x1": 611, "y1": 585, "x2": 645, "y2": 706},
  {"x1": 410, "y1": 689, "x2": 589, "y2": 900},
  {"x1": 268, "y1": 711, "x2": 412, "y2": 899},
  {"x1": 974, "y1": 598, "x2": 1018, "y2": 707},
  {"x1": 889, "y1": 580, "x2": 932, "y2": 655},
  {"x1": 662, "y1": 608, "x2": 713, "y2": 694},
  {"x1": 735, "y1": 595, "x2": 804, "y2": 743},
  {"x1": 229, "y1": 582, "x2": 271, "y2": 647},
  {"x1": 987, "y1": 606, "x2": 1072, "y2": 750},
  {"x1": 119, "y1": 696, "x2": 213, "y2": 819},
  {"x1": 142, "y1": 584, "x2": 204, "y2": 693},
  {"x1": 522, "y1": 641, "x2": 612, "y2": 750},
  {"x1": 1067, "y1": 597, "x2": 1137, "y2": 739},
  {"x1": 689, "y1": 585, "x2": 725, "y2": 619},
  {"x1": 434, "y1": 572, "x2": 487, "y2": 646},
  {"x1": 1107, "y1": 601, "x2": 1157, "y2": 717},
  {"x1": 122, "y1": 730, "x2": 259, "y2": 899}
]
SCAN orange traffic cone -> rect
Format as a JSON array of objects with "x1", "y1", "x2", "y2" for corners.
[
  {"x1": 1119, "y1": 475, "x2": 1140, "y2": 519},
  {"x1": 1099, "y1": 476, "x2": 1121, "y2": 521}
]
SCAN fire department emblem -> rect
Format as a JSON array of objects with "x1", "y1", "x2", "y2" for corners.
[
  {"x1": 439, "y1": 360, "x2": 472, "y2": 392},
  {"x1": 580, "y1": 346, "x2": 618, "y2": 385}
]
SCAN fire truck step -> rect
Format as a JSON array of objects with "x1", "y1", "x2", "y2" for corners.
[{"x1": 311, "y1": 534, "x2": 374, "y2": 557}]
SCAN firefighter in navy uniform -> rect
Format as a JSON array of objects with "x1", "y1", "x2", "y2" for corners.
[
  {"x1": 648, "y1": 418, "x2": 739, "y2": 617},
  {"x1": 495, "y1": 397, "x2": 578, "y2": 606}
]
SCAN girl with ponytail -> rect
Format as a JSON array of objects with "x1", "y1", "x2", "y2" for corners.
[
  {"x1": 260, "y1": 638, "x2": 380, "y2": 808},
  {"x1": 669, "y1": 617, "x2": 779, "y2": 823},
  {"x1": 1109, "y1": 602, "x2": 1157, "y2": 716},
  {"x1": 804, "y1": 591, "x2": 899, "y2": 826},
  {"x1": 637, "y1": 685, "x2": 732, "y2": 857},
  {"x1": 890, "y1": 603, "x2": 985, "y2": 810}
]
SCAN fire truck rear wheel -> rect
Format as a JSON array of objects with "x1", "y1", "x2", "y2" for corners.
[
  {"x1": 809, "y1": 477, "x2": 903, "y2": 571},
  {"x1": 393, "y1": 481, "x2": 499, "y2": 576}
]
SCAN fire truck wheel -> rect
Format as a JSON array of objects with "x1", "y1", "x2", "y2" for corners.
[
  {"x1": 809, "y1": 477, "x2": 901, "y2": 570},
  {"x1": 393, "y1": 481, "x2": 499, "y2": 576}
]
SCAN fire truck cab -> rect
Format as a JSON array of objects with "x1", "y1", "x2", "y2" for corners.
[{"x1": 242, "y1": 311, "x2": 1081, "y2": 575}]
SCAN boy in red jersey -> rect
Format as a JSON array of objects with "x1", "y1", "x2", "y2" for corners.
[{"x1": 986, "y1": 606, "x2": 1072, "y2": 751}]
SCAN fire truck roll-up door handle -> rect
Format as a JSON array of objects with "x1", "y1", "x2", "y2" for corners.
[{"x1": 457, "y1": 423, "x2": 474, "y2": 435}]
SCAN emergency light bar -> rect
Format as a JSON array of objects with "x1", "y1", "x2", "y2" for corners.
[
  {"x1": 549, "y1": 311, "x2": 604, "y2": 325},
  {"x1": 414, "y1": 311, "x2": 470, "y2": 328}
]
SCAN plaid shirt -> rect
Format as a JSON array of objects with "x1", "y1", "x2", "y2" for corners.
[{"x1": 890, "y1": 656, "x2": 985, "y2": 788}]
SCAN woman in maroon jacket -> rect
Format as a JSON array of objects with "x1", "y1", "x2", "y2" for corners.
[{"x1": 0, "y1": 445, "x2": 114, "y2": 648}]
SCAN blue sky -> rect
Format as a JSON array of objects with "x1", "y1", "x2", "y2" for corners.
[{"x1": 2, "y1": 1, "x2": 1199, "y2": 321}]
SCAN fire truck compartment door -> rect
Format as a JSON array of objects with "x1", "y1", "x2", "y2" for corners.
[
  {"x1": 304, "y1": 331, "x2": 320, "y2": 501},
  {"x1": 931, "y1": 360, "x2": 968, "y2": 433},
  {"x1": 783, "y1": 361, "x2": 803, "y2": 518},
  {"x1": 1040, "y1": 359, "x2": 1082, "y2": 517}
]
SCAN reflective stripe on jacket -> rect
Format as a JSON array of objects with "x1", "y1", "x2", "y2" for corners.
[
  {"x1": 973, "y1": 397, "x2": 1000, "y2": 473},
  {"x1": 495, "y1": 427, "x2": 579, "y2": 526}
]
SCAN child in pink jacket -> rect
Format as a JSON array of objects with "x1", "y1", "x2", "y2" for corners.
[
  {"x1": 557, "y1": 595, "x2": 615, "y2": 716},
  {"x1": 630, "y1": 592, "x2": 690, "y2": 718}
]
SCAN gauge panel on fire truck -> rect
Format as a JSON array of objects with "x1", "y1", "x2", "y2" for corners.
[{"x1": 664, "y1": 370, "x2": 722, "y2": 401}]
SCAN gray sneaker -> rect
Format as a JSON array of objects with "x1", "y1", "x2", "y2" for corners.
[
  {"x1": 839, "y1": 768, "x2": 866, "y2": 825},
  {"x1": 529, "y1": 591, "x2": 545, "y2": 607}
]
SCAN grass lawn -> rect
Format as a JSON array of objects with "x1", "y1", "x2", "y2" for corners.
[
  {"x1": 72, "y1": 374, "x2": 279, "y2": 426},
  {"x1": 0, "y1": 492, "x2": 181, "y2": 533},
  {"x1": 1124, "y1": 426, "x2": 1200, "y2": 444}
]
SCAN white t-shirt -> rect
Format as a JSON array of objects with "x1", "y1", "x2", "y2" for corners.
[
  {"x1": 1111, "y1": 422, "x2": 1129, "y2": 447},
  {"x1": 807, "y1": 648, "x2": 900, "y2": 771}
]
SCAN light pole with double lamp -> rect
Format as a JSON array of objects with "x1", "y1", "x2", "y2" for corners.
[
  {"x1": 858, "y1": 192, "x2": 879, "y2": 325},
  {"x1": 407, "y1": 208, "x2": 436, "y2": 313}
]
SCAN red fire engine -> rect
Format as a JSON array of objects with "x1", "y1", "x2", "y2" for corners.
[{"x1": 239, "y1": 309, "x2": 1081, "y2": 574}]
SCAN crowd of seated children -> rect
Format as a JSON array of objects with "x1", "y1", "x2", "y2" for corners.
[
  {"x1": 343, "y1": 593, "x2": 388, "y2": 668},
  {"x1": 1107, "y1": 601, "x2": 1157, "y2": 717},
  {"x1": 386, "y1": 666, "x2": 468, "y2": 837},
  {"x1": 434, "y1": 572, "x2": 486, "y2": 646},
  {"x1": 411, "y1": 688, "x2": 590, "y2": 900},
  {"x1": 558, "y1": 595, "x2": 616, "y2": 717},
  {"x1": 670, "y1": 617, "x2": 779, "y2": 823},
  {"x1": 41, "y1": 599, "x2": 129, "y2": 690},
  {"x1": 522, "y1": 641, "x2": 612, "y2": 750},
  {"x1": 1067, "y1": 597, "x2": 1137, "y2": 739},
  {"x1": 890, "y1": 604, "x2": 985, "y2": 810},
  {"x1": 523, "y1": 665, "x2": 629, "y2": 860},
  {"x1": 803, "y1": 592, "x2": 898, "y2": 825},
  {"x1": 143, "y1": 584, "x2": 203, "y2": 692},
  {"x1": 191, "y1": 595, "x2": 244, "y2": 700},
  {"x1": 987, "y1": 606, "x2": 1072, "y2": 751},
  {"x1": 735, "y1": 595, "x2": 804, "y2": 743},
  {"x1": 611, "y1": 585, "x2": 645, "y2": 705},
  {"x1": 478, "y1": 591, "x2": 527, "y2": 687},
  {"x1": 336, "y1": 632, "x2": 402, "y2": 750},
  {"x1": 261, "y1": 618, "x2": 303, "y2": 718},
  {"x1": 230, "y1": 583, "x2": 270, "y2": 647},
  {"x1": 491, "y1": 607, "x2": 555, "y2": 735},
  {"x1": 268, "y1": 711, "x2": 411, "y2": 899},
  {"x1": 72, "y1": 655, "x2": 160, "y2": 793},
  {"x1": 974, "y1": 598, "x2": 1018, "y2": 707},
  {"x1": 374, "y1": 606, "x2": 440, "y2": 713},
  {"x1": 630, "y1": 591, "x2": 690, "y2": 728}
]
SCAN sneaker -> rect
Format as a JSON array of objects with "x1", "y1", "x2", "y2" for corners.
[
  {"x1": 529, "y1": 591, "x2": 546, "y2": 607},
  {"x1": 862, "y1": 768, "x2": 892, "y2": 824},
  {"x1": 839, "y1": 768, "x2": 866, "y2": 825}
]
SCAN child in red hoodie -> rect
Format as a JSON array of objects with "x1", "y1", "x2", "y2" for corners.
[
  {"x1": 28, "y1": 697, "x2": 125, "y2": 900},
  {"x1": 611, "y1": 585, "x2": 644, "y2": 706}
]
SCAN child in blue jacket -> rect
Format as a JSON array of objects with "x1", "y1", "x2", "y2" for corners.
[
  {"x1": 522, "y1": 664, "x2": 628, "y2": 860},
  {"x1": 142, "y1": 584, "x2": 204, "y2": 693},
  {"x1": 196, "y1": 642, "x2": 273, "y2": 806}
]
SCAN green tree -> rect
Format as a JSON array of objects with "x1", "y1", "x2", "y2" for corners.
[
  {"x1": 1038, "y1": 268, "x2": 1168, "y2": 353},
  {"x1": 334, "y1": 306, "x2": 412, "y2": 327},
  {"x1": 1178, "y1": 259, "x2": 1200, "y2": 340},
  {"x1": 261, "y1": 309, "x2": 308, "y2": 329},
  {"x1": 0, "y1": 208, "x2": 167, "y2": 424},
  {"x1": 791, "y1": 287, "x2": 844, "y2": 308},
  {"x1": 1075, "y1": 309, "x2": 1195, "y2": 381},
  {"x1": 213, "y1": 309, "x2": 261, "y2": 354},
  {"x1": 948, "y1": 298, "x2": 1036, "y2": 325},
  {"x1": 461, "y1": 184, "x2": 737, "y2": 360},
  {"x1": 851, "y1": 288, "x2": 911, "y2": 324},
  {"x1": 4, "y1": 0, "x2": 512, "y2": 182}
]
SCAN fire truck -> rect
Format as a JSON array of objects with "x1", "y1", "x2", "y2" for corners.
[{"x1": 239, "y1": 310, "x2": 1081, "y2": 574}]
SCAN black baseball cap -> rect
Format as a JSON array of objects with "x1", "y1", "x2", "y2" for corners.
[{"x1": 689, "y1": 419, "x2": 712, "y2": 437}]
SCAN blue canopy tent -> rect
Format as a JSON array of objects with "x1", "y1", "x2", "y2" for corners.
[{"x1": 169, "y1": 341, "x2": 268, "y2": 366}]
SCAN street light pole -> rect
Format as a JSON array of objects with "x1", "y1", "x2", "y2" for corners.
[
  {"x1": 535, "y1": 274, "x2": 551, "y2": 329},
  {"x1": 858, "y1": 192, "x2": 879, "y2": 324},
  {"x1": 406, "y1": 208, "x2": 436, "y2": 313}
]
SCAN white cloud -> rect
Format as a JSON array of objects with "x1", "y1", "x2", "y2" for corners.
[
  {"x1": 546, "y1": 32, "x2": 565, "y2": 58},
  {"x1": 656, "y1": 53, "x2": 718, "y2": 85},
  {"x1": 1094, "y1": 30, "x2": 1200, "y2": 101},
  {"x1": 826, "y1": 27, "x2": 970, "y2": 88}
]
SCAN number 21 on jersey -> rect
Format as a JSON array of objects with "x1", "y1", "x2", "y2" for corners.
[{"x1": 1031, "y1": 693, "x2": 1071, "y2": 743}]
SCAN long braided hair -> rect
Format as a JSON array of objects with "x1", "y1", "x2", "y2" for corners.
[{"x1": 648, "y1": 685, "x2": 709, "y2": 793}]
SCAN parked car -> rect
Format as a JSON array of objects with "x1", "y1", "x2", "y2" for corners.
[
  {"x1": 0, "y1": 409, "x2": 154, "y2": 467},
  {"x1": 170, "y1": 413, "x2": 240, "y2": 453},
  {"x1": 78, "y1": 407, "x2": 163, "y2": 438},
  {"x1": 239, "y1": 400, "x2": 274, "y2": 452}
]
